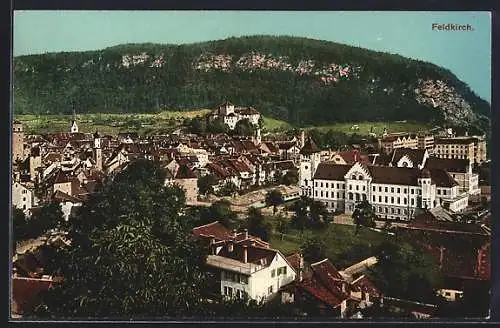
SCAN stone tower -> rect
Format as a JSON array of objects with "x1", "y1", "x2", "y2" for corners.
[
  {"x1": 12, "y1": 120, "x2": 24, "y2": 163},
  {"x1": 93, "y1": 131, "x2": 102, "y2": 171},
  {"x1": 299, "y1": 137, "x2": 321, "y2": 197}
]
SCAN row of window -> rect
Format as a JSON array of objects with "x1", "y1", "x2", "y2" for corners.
[
  {"x1": 437, "y1": 189, "x2": 449, "y2": 196},
  {"x1": 315, "y1": 190, "x2": 345, "y2": 199},
  {"x1": 376, "y1": 206, "x2": 412, "y2": 215},
  {"x1": 314, "y1": 181, "x2": 345, "y2": 189},
  {"x1": 223, "y1": 286, "x2": 248, "y2": 299},
  {"x1": 223, "y1": 271, "x2": 249, "y2": 284},
  {"x1": 271, "y1": 266, "x2": 287, "y2": 278},
  {"x1": 371, "y1": 186, "x2": 421, "y2": 194},
  {"x1": 372, "y1": 195, "x2": 415, "y2": 206}
]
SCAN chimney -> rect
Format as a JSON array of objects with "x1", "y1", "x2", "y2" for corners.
[
  {"x1": 301, "y1": 130, "x2": 305, "y2": 148},
  {"x1": 244, "y1": 229, "x2": 249, "y2": 239},
  {"x1": 243, "y1": 245, "x2": 248, "y2": 263},
  {"x1": 232, "y1": 229, "x2": 237, "y2": 239},
  {"x1": 299, "y1": 253, "x2": 304, "y2": 282}
]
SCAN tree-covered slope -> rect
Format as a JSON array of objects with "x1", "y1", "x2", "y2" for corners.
[{"x1": 13, "y1": 35, "x2": 490, "y2": 133}]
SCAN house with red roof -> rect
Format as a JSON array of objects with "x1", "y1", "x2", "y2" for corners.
[{"x1": 278, "y1": 258, "x2": 381, "y2": 318}]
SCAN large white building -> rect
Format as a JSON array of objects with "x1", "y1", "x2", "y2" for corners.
[
  {"x1": 299, "y1": 140, "x2": 470, "y2": 220},
  {"x1": 211, "y1": 101, "x2": 261, "y2": 130}
]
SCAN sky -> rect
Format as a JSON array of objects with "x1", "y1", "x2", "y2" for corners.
[{"x1": 13, "y1": 11, "x2": 491, "y2": 102}]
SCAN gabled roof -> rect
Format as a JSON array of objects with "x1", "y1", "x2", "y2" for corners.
[
  {"x1": 217, "y1": 243, "x2": 277, "y2": 267},
  {"x1": 300, "y1": 138, "x2": 320, "y2": 155},
  {"x1": 296, "y1": 278, "x2": 344, "y2": 308},
  {"x1": 391, "y1": 148, "x2": 427, "y2": 166},
  {"x1": 424, "y1": 157, "x2": 470, "y2": 173},
  {"x1": 285, "y1": 253, "x2": 302, "y2": 271},
  {"x1": 368, "y1": 166, "x2": 421, "y2": 186},
  {"x1": 175, "y1": 164, "x2": 197, "y2": 179},
  {"x1": 52, "y1": 190, "x2": 82, "y2": 203},
  {"x1": 313, "y1": 163, "x2": 351, "y2": 181},
  {"x1": 429, "y1": 169, "x2": 459, "y2": 188}
]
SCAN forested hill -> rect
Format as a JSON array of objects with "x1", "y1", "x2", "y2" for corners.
[{"x1": 13, "y1": 35, "x2": 490, "y2": 133}]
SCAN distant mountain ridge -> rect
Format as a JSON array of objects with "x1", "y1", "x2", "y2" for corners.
[{"x1": 13, "y1": 35, "x2": 490, "y2": 134}]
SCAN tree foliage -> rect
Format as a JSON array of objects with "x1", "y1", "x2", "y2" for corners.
[
  {"x1": 368, "y1": 240, "x2": 443, "y2": 304},
  {"x1": 300, "y1": 238, "x2": 327, "y2": 264},
  {"x1": 233, "y1": 118, "x2": 256, "y2": 136},
  {"x1": 265, "y1": 189, "x2": 284, "y2": 215},
  {"x1": 352, "y1": 200, "x2": 377, "y2": 233},
  {"x1": 290, "y1": 196, "x2": 331, "y2": 230},
  {"x1": 32, "y1": 159, "x2": 215, "y2": 319},
  {"x1": 245, "y1": 207, "x2": 272, "y2": 242},
  {"x1": 197, "y1": 174, "x2": 216, "y2": 196}
]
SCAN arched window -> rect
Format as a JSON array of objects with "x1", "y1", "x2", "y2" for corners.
[
  {"x1": 351, "y1": 175, "x2": 356, "y2": 180},
  {"x1": 348, "y1": 192, "x2": 353, "y2": 200},
  {"x1": 359, "y1": 175, "x2": 363, "y2": 180}
]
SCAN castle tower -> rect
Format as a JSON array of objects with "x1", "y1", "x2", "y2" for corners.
[
  {"x1": 12, "y1": 120, "x2": 25, "y2": 163},
  {"x1": 219, "y1": 100, "x2": 235, "y2": 116},
  {"x1": 299, "y1": 137, "x2": 321, "y2": 197},
  {"x1": 418, "y1": 169, "x2": 433, "y2": 209},
  {"x1": 93, "y1": 131, "x2": 102, "y2": 171}
]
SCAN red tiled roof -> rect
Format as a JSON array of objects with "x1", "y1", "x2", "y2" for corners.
[
  {"x1": 297, "y1": 278, "x2": 344, "y2": 308},
  {"x1": 285, "y1": 253, "x2": 302, "y2": 271},
  {"x1": 350, "y1": 275, "x2": 381, "y2": 298},
  {"x1": 192, "y1": 221, "x2": 232, "y2": 241},
  {"x1": 12, "y1": 277, "x2": 53, "y2": 315},
  {"x1": 217, "y1": 243, "x2": 276, "y2": 267}
]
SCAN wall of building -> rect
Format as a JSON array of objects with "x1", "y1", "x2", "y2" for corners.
[
  {"x1": 12, "y1": 183, "x2": 33, "y2": 211},
  {"x1": 248, "y1": 254, "x2": 296, "y2": 302}
]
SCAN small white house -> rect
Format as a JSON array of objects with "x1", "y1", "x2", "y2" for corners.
[
  {"x1": 12, "y1": 182, "x2": 33, "y2": 212},
  {"x1": 206, "y1": 242, "x2": 296, "y2": 302}
]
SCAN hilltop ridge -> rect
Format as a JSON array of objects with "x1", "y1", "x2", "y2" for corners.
[{"x1": 13, "y1": 35, "x2": 490, "y2": 134}]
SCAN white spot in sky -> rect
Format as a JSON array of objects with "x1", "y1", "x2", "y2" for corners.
[{"x1": 376, "y1": 36, "x2": 383, "y2": 41}]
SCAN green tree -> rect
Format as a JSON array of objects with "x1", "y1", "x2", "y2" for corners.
[
  {"x1": 32, "y1": 159, "x2": 215, "y2": 318},
  {"x1": 265, "y1": 189, "x2": 284, "y2": 215},
  {"x1": 217, "y1": 181, "x2": 238, "y2": 197},
  {"x1": 208, "y1": 200, "x2": 237, "y2": 228},
  {"x1": 368, "y1": 240, "x2": 443, "y2": 303},
  {"x1": 290, "y1": 196, "x2": 330, "y2": 230},
  {"x1": 281, "y1": 170, "x2": 299, "y2": 186},
  {"x1": 187, "y1": 117, "x2": 207, "y2": 135},
  {"x1": 197, "y1": 174, "x2": 216, "y2": 196},
  {"x1": 234, "y1": 118, "x2": 255, "y2": 136},
  {"x1": 300, "y1": 238, "x2": 327, "y2": 264},
  {"x1": 13, "y1": 207, "x2": 28, "y2": 246},
  {"x1": 352, "y1": 200, "x2": 377, "y2": 234},
  {"x1": 245, "y1": 207, "x2": 272, "y2": 242},
  {"x1": 207, "y1": 117, "x2": 229, "y2": 134}
]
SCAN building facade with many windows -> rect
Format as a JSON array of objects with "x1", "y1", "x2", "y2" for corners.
[{"x1": 299, "y1": 145, "x2": 469, "y2": 220}]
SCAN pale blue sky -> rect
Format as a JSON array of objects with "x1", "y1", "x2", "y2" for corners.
[{"x1": 13, "y1": 11, "x2": 491, "y2": 102}]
